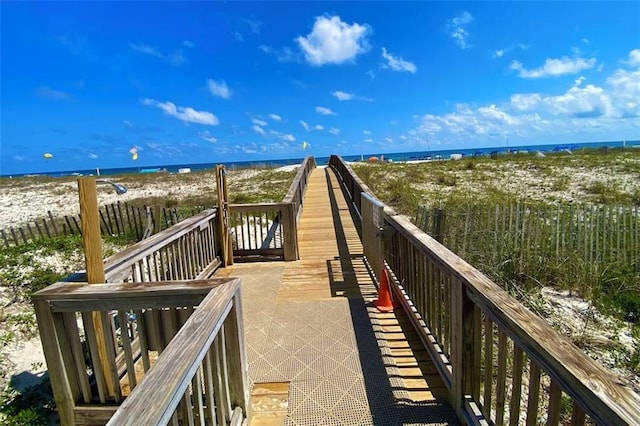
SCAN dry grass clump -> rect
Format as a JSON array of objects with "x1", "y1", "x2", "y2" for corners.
[{"x1": 352, "y1": 148, "x2": 640, "y2": 217}]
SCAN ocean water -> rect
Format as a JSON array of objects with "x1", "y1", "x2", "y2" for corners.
[{"x1": 6, "y1": 140, "x2": 637, "y2": 178}]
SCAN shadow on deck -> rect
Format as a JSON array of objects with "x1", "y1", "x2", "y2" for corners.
[{"x1": 219, "y1": 167, "x2": 458, "y2": 425}]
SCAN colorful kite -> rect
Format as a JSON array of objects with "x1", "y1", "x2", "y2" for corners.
[
  {"x1": 43, "y1": 153, "x2": 53, "y2": 159},
  {"x1": 301, "y1": 141, "x2": 310, "y2": 150},
  {"x1": 129, "y1": 147, "x2": 138, "y2": 160}
]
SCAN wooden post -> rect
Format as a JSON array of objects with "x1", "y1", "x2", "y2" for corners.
[
  {"x1": 216, "y1": 166, "x2": 233, "y2": 266},
  {"x1": 282, "y1": 203, "x2": 299, "y2": 261},
  {"x1": 33, "y1": 301, "x2": 76, "y2": 425},
  {"x1": 226, "y1": 288, "x2": 250, "y2": 420},
  {"x1": 77, "y1": 177, "x2": 118, "y2": 399}
]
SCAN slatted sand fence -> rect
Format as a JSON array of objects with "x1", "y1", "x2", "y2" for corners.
[{"x1": 218, "y1": 166, "x2": 458, "y2": 425}]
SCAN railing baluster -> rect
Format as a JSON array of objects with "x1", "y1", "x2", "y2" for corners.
[
  {"x1": 134, "y1": 309, "x2": 151, "y2": 372},
  {"x1": 118, "y1": 311, "x2": 137, "y2": 391},
  {"x1": 525, "y1": 360, "x2": 541, "y2": 426},
  {"x1": 81, "y1": 311, "x2": 108, "y2": 403},
  {"x1": 62, "y1": 312, "x2": 93, "y2": 403},
  {"x1": 509, "y1": 345, "x2": 524, "y2": 426}
]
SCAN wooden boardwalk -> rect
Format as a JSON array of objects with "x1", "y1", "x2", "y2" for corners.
[{"x1": 219, "y1": 167, "x2": 457, "y2": 425}]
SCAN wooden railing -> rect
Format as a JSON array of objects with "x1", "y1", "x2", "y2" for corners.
[
  {"x1": 329, "y1": 155, "x2": 640, "y2": 425},
  {"x1": 67, "y1": 209, "x2": 222, "y2": 284},
  {"x1": 33, "y1": 278, "x2": 248, "y2": 425},
  {"x1": 229, "y1": 202, "x2": 297, "y2": 261},
  {"x1": 284, "y1": 156, "x2": 316, "y2": 222},
  {"x1": 101, "y1": 209, "x2": 222, "y2": 283},
  {"x1": 230, "y1": 156, "x2": 315, "y2": 262}
]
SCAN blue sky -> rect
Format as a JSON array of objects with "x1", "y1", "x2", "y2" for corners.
[{"x1": 1, "y1": 1, "x2": 639, "y2": 175}]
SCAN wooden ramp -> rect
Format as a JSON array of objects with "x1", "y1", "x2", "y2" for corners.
[{"x1": 219, "y1": 167, "x2": 457, "y2": 425}]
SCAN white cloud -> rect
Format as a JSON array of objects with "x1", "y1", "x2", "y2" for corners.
[
  {"x1": 543, "y1": 83, "x2": 611, "y2": 117},
  {"x1": 123, "y1": 120, "x2": 134, "y2": 128},
  {"x1": 234, "y1": 32, "x2": 244, "y2": 42},
  {"x1": 363, "y1": 130, "x2": 372, "y2": 135},
  {"x1": 364, "y1": 138, "x2": 373, "y2": 143},
  {"x1": 142, "y1": 99, "x2": 219, "y2": 125},
  {"x1": 332, "y1": 90, "x2": 354, "y2": 101},
  {"x1": 314, "y1": 125, "x2": 324, "y2": 131},
  {"x1": 414, "y1": 62, "x2": 640, "y2": 145},
  {"x1": 510, "y1": 93, "x2": 543, "y2": 111},
  {"x1": 448, "y1": 12, "x2": 473, "y2": 49},
  {"x1": 329, "y1": 127, "x2": 340, "y2": 135},
  {"x1": 269, "y1": 113, "x2": 282, "y2": 121},
  {"x1": 243, "y1": 17, "x2": 263, "y2": 35},
  {"x1": 182, "y1": 40, "x2": 195, "y2": 48},
  {"x1": 259, "y1": 45, "x2": 297, "y2": 62},
  {"x1": 88, "y1": 153, "x2": 99, "y2": 159},
  {"x1": 385, "y1": 137, "x2": 393, "y2": 143},
  {"x1": 199, "y1": 130, "x2": 218, "y2": 143},
  {"x1": 252, "y1": 124, "x2": 266, "y2": 135},
  {"x1": 606, "y1": 68, "x2": 640, "y2": 117},
  {"x1": 331, "y1": 90, "x2": 373, "y2": 102},
  {"x1": 510, "y1": 56, "x2": 597, "y2": 78},
  {"x1": 491, "y1": 43, "x2": 530, "y2": 59},
  {"x1": 270, "y1": 130, "x2": 296, "y2": 142},
  {"x1": 252, "y1": 118, "x2": 268, "y2": 126},
  {"x1": 130, "y1": 43, "x2": 163, "y2": 58},
  {"x1": 300, "y1": 120, "x2": 310, "y2": 131},
  {"x1": 130, "y1": 43, "x2": 187, "y2": 66},
  {"x1": 624, "y1": 49, "x2": 640, "y2": 67},
  {"x1": 316, "y1": 106, "x2": 336, "y2": 115},
  {"x1": 381, "y1": 48, "x2": 417, "y2": 73},
  {"x1": 296, "y1": 15, "x2": 370, "y2": 65},
  {"x1": 207, "y1": 79, "x2": 232, "y2": 99},
  {"x1": 36, "y1": 86, "x2": 70, "y2": 100}
]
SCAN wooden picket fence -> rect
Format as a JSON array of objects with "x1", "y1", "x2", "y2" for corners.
[
  {"x1": 414, "y1": 202, "x2": 640, "y2": 270},
  {"x1": 0, "y1": 201, "x2": 207, "y2": 247}
]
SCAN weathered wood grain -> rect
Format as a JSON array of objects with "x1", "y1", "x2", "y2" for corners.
[{"x1": 106, "y1": 278, "x2": 240, "y2": 425}]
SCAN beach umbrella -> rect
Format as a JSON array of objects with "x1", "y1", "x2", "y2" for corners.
[{"x1": 368, "y1": 156, "x2": 378, "y2": 163}]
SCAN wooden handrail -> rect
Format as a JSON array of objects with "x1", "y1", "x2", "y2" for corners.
[
  {"x1": 32, "y1": 279, "x2": 237, "y2": 312},
  {"x1": 329, "y1": 154, "x2": 640, "y2": 425},
  {"x1": 106, "y1": 278, "x2": 246, "y2": 425},
  {"x1": 283, "y1": 156, "x2": 316, "y2": 225},
  {"x1": 230, "y1": 202, "x2": 289, "y2": 212}
]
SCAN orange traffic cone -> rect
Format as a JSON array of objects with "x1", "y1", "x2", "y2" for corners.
[{"x1": 374, "y1": 269, "x2": 394, "y2": 312}]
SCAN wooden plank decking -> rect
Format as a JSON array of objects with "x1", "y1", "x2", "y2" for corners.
[{"x1": 218, "y1": 166, "x2": 457, "y2": 425}]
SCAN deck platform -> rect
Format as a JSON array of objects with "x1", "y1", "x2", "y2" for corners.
[{"x1": 219, "y1": 167, "x2": 458, "y2": 425}]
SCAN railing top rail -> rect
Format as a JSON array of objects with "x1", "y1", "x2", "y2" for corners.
[
  {"x1": 329, "y1": 155, "x2": 374, "y2": 199},
  {"x1": 283, "y1": 156, "x2": 316, "y2": 204},
  {"x1": 32, "y1": 278, "x2": 236, "y2": 312},
  {"x1": 106, "y1": 278, "x2": 241, "y2": 426},
  {"x1": 229, "y1": 202, "x2": 289, "y2": 212}
]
